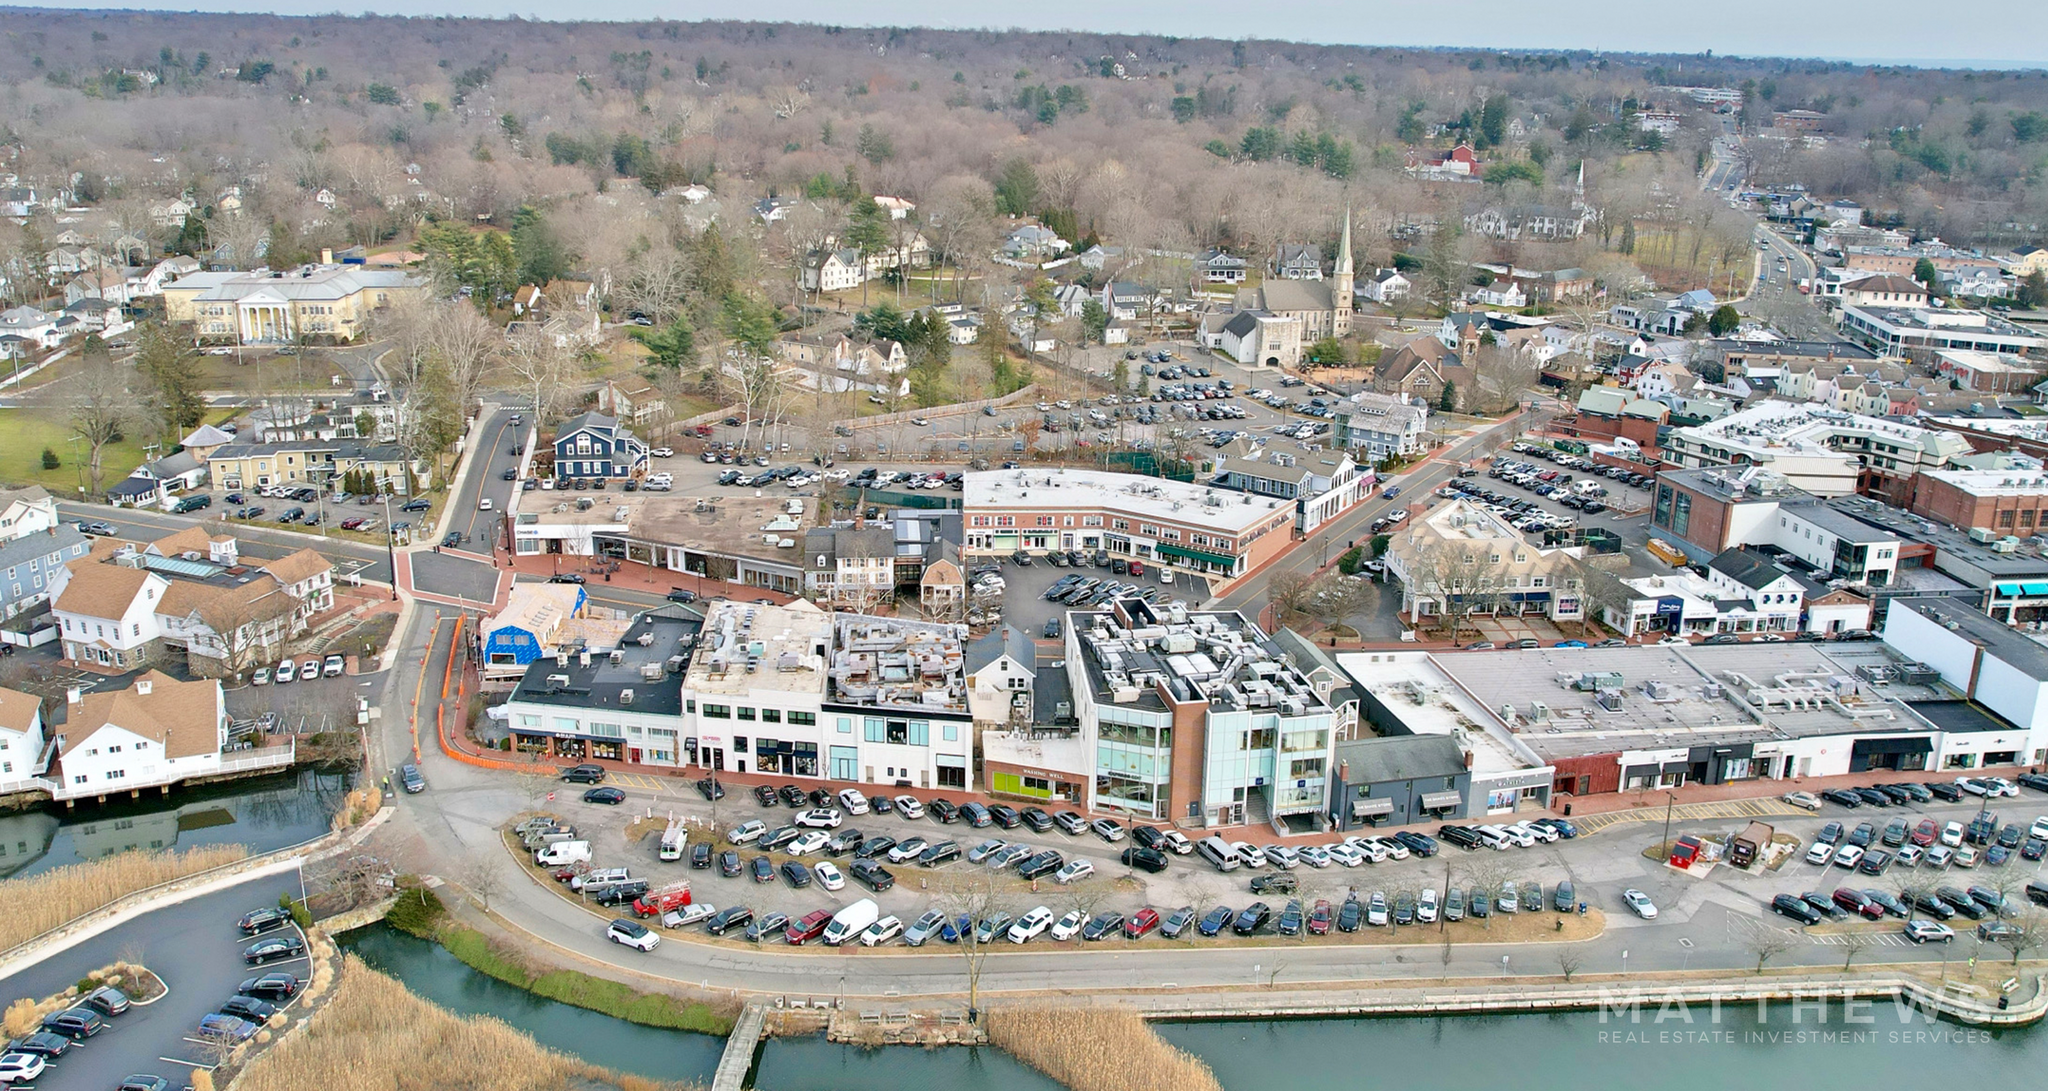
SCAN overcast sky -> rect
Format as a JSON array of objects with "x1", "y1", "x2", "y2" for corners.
[{"x1": 29, "y1": 1, "x2": 2048, "y2": 66}]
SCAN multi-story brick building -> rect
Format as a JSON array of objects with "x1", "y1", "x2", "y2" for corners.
[
  {"x1": 1909, "y1": 468, "x2": 2048, "y2": 538},
  {"x1": 960, "y1": 469, "x2": 1298, "y2": 585}
]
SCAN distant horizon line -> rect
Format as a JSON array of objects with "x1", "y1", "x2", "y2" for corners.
[{"x1": 4, "y1": 5, "x2": 2046, "y2": 71}]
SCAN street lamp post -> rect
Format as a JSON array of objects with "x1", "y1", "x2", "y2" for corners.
[
  {"x1": 379, "y1": 493, "x2": 398, "y2": 601},
  {"x1": 1660, "y1": 789, "x2": 1678, "y2": 860}
]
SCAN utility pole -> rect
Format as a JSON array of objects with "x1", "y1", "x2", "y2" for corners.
[
  {"x1": 1661, "y1": 789, "x2": 1677, "y2": 860},
  {"x1": 380, "y1": 492, "x2": 398, "y2": 601}
]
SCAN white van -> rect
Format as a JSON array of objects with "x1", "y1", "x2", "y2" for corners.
[
  {"x1": 536, "y1": 840, "x2": 592, "y2": 867},
  {"x1": 1195, "y1": 835, "x2": 1241, "y2": 872},
  {"x1": 822, "y1": 898, "x2": 880, "y2": 947},
  {"x1": 658, "y1": 819, "x2": 687, "y2": 862}
]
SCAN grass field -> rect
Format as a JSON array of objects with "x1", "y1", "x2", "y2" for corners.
[{"x1": 0, "y1": 405, "x2": 242, "y2": 493}]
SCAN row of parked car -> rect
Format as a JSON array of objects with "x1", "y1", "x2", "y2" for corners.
[
  {"x1": 1765, "y1": 882, "x2": 2046, "y2": 945},
  {"x1": 1803, "y1": 810, "x2": 2048, "y2": 873},
  {"x1": 1803, "y1": 774, "x2": 2047, "y2": 812},
  {"x1": 0, "y1": 979, "x2": 140, "y2": 1085},
  {"x1": 1508, "y1": 442, "x2": 1657, "y2": 489}
]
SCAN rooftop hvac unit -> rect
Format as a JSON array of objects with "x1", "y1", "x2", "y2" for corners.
[
  {"x1": 546, "y1": 673, "x2": 570, "y2": 690},
  {"x1": 609, "y1": 650, "x2": 624, "y2": 666},
  {"x1": 1595, "y1": 689, "x2": 1624, "y2": 713},
  {"x1": 620, "y1": 688, "x2": 634, "y2": 705},
  {"x1": 1528, "y1": 701, "x2": 1551, "y2": 724}
]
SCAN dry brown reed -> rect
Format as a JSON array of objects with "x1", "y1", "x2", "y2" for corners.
[
  {"x1": 987, "y1": 1008, "x2": 1222, "y2": 1091},
  {"x1": 0, "y1": 845, "x2": 249, "y2": 952},
  {"x1": 232, "y1": 955, "x2": 699, "y2": 1091}
]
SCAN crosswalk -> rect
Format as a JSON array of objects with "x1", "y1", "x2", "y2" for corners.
[
  {"x1": 1571, "y1": 798, "x2": 1809, "y2": 837},
  {"x1": 1809, "y1": 931, "x2": 1915, "y2": 947}
]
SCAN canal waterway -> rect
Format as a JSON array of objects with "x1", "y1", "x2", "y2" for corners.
[
  {"x1": 341, "y1": 922, "x2": 2048, "y2": 1089},
  {"x1": 0, "y1": 766, "x2": 350, "y2": 879}
]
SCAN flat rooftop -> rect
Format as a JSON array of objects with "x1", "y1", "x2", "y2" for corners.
[
  {"x1": 510, "y1": 607, "x2": 701, "y2": 717},
  {"x1": 1074, "y1": 599, "x2": 1326, "y2": 718},
  {"x1": 637, "y1": 496, "x2": 813, "y2": 564},
  {"x1": 1401, "y1": 643, "x2": 1950, "y2": 761},
  {"x1": 1916, "y1": 468, "x2": 2048, "y2": 498},
  {"x1": 1826, "y1": 496, "x2": 2048, "y2": 579},
  {"x1": 827, "y1": 614, "x2": 969, "y2": 715},
  {"x1": 685, "y1": 600, "x2": 832, "y2": 697},
  {"x1": 1891, "y1": 597, "x2": 2048, "y2": 681},
  {"x1": 1332, "y1": 652, "x2": 1538, "y2": 775},
  {"x1": 961, "y1": 468, "x2": 1288, "y2": 534}
]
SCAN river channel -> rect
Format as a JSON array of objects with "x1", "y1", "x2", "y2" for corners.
[
  {"x1": 340, "y1": 923, "x2": 2048, "y2": 1090},
  {"x1": 0, "y1": 766, "x2": 351, "y2": 879}
]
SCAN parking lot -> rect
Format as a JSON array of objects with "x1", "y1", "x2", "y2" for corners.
[
  {"x1": 969, "y1": 549, "x2": 1210, "y2": 641},
  {"x1": 508, "y1": 766, "x2": 2048, "y2": 964},
  {"x1": 0, "y1": 872, "x2": 309, "y2": 1091}
]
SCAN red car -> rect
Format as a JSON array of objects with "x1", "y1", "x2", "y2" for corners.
[
  {"x1": 1912, "y1": 819, "x2": 1939, "y2": 848},
  {"x1": 1128, "y1": 561, "x2": 1147, "y2": 577},
  {"x1": 1307, "y1": 899, "x2": 1334, "y2": 935},
  {"x1": 1832, "y1": 888, "x2": 1883, "y2": 920},
  {"x1": 1122, "y1": 907, "x2": 1160, "y2": 939},
  {"x1": 786, "y1": 910, "x2": 834, "y2": 945}
]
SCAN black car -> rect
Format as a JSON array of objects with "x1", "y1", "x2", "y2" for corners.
[
  {"x1": 695, "y1": 778, "x2": 726, "y2": 801},
  {"x1": 1017, "y1": 851, "x2": 1065, "y2": 880},
  {"x1": 6, "y1": 1032, "x2": 69, "y2": 1058},
  {"x1": 1121, "y1": 846, "x2": 1170, "y2": 873},
  {"x1": 2019, "y1": 772, "x2": 2048, "y2": 792},
  {"x1": 243, "y1": 935, "x2": 306, "y2": 964},
  {"x1": 1021, "y1": 807, "x2": 1054, "y2": 832},
  {"x1": 1968, "y1": 885, "x2": 2008, "y2": 914},
  {"x1": 1846, "y1": 822, "x2": 1876, "y2": 848},
  {"x1": 752, "y1": 784, "x2": 779, "y2": 807},
  {"x1": 1913, "y1": 892, "x2": 1956, "y2": 920},
  {"x1": 1881, "y1": 819, "x2": 1909, "y2": 847},
  {"x1": 850, "y1": 861, "x2": 895, "y2": 892},
  {"x1": 560, "y1": 764, "x2": 606, "y2": 784},
  {"x1": 238, "y1": 973, "x2": 300, "y2": 1001},
  {"x1": 440, "y1": 531, "x2": 464, "y2": 548},
  {"x1": 583, "y1": 787, "x2": 627, "y2": 805},
  {"x1": 1936, "y1": 887, "x2": 1987, "y2": 920},
  {"x1": 218, "y1": 996, "x2": 276, "y2": 1021},
  {"x1": 780, "y1": 861, "x2": 813, "y2": 888},
  {"x1": 1132, "y1": 825, "x2": 1164, "y2": 851},
  {"x1": 691, "y1": 842, "x2": 713, "y2": 869},
  {"x1": 917, "y1": 841, "x2": 962, "y2": 867},
  {"x1": 778, "y1": 785, "x2": 807, "y2": 808},
  {"x1": 1857, "y1": 849, "x2": 1893, "y2": 876},
  {"x1": 856, "y1": 835, "x2": 898, "y2": 859},
  {"x1": 548, "y1": 574, "x2": 587, "y2": 585},
  {"x1": 1925, "y1": 781, "x2": 1964, "y2": 802},
  {"x1": 1160, "y1": 906, "x2": 1199, "y2": 939},
  {"x1": 1337, "y1": 898, "x2": 1363, "y2": 932},
  {"x1": 760, "y1": 826, "x2": 801, "y2": 851},
  {"x1": 988, "y1": 805, "x2": 1022, "y2": 829},
  {"x1": 705, "y1": 907, "x2": 754, "y2": 936},
  {"x1": 807, "y1": 787, "x2": 834, "y2": 809},
  {"x1": 1861, "y1": 889, "x2": 1910, "y2": 918},
  {"x1": 1233, "y1": 902, "x2": 1273, "y2": 935},
  {"x1": 1081, "y1": 912, "x2": 1125, "y2": 941},
  {"x1": 1198, "y1": 905, "x2": 1235, "y2": 937},
  {"x1": 928, "y1": 799, "x2": 961, "y2": 823},
  {"x1": 1437, "y1": 824, "x2": 1482, "y2": 850},
  {"x1": 1393, "y1": 830, "x2": 1440, "y2": 857},
  {"x1": 40, "y1": 1008, "x2": 104, "y2": 1039},
  {"x1": 1854, "y1": 788, "x2": 1893, "y2": 807},
  {"x1": 1250, "y1": 873, "x2": 1299, "y2": 895},
  {"x1": 237, "y1": 906, "x2": 291, "y2": 934},
  {"x1": 749, "y1": 856, "x2": 776, "y2": 883},
  {"x1": 868, "y1": 795, "x2": 893, "y2": 814},
  {"x1": 713, "y1": 850, "x2": 740, "y2": 877},
  {"x1": 1554, "y1": 880, "x2": 1577, "y2": 912},
  {"x1": 1998, "y1": 823, "x2": 2026, "y2": 850},
  {"x1": 1817, "y1": 821, "x2": 1843, "y2": 845},
  {"x1": 1820, "y1": 788, "x2": 1863, "y2": 808}
]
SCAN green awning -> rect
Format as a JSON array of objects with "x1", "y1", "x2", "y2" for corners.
[
  {"x1": 1156, "y1": 543, "x2": 1237, "y2": 569},
  {"x1": 2026, "y1": 583, "x2": 2048, "y2": 597}
]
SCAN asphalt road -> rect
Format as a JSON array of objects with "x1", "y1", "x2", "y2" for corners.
[
  {"x1": 0, "y1": 870, "x2": 309, "y2": 1091},
  {"x1": 57, "y1": 503, "x2": 389, "y2": 587},
  {"x1": 448, "y1": 407, "x2": 525, "y2": 548}
]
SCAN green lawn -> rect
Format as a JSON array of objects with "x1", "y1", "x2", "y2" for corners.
[{"x1": 0, "y1": 407, "x2": 239, "y2": 494}]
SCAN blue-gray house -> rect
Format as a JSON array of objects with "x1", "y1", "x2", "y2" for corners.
[{"x1": 552, "y1": 412, "x2": 649, "y2": 484}]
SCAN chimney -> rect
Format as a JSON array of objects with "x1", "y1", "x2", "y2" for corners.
[
  {"x1": 136, "y1": 678, "x2": 153, "y2": 696},
  {"x1": 1337, "y1": 759, "x2": 1349, "y2": 782},
  {"x1": 1463, "y1": 750, "x2": 1475, "y2": 769},
  {"x1": 320, "y1": 248, "x2": 333, "y2": 265},
  {"x1": 66, "y1": 686, "x2": 84, "y2": 705}
]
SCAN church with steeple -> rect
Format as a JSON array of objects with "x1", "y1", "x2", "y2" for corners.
[{"x1": 1233, "y1": 208, "x2": 1355, "y2": 342}]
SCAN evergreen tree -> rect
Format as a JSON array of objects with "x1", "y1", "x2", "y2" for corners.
[
  {"x1": 1438, "y1": 378, "x2": 1457, "y2": 413},
  {"x1": 133, "y1": 322, "x2": 205, "y2": 447}
]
